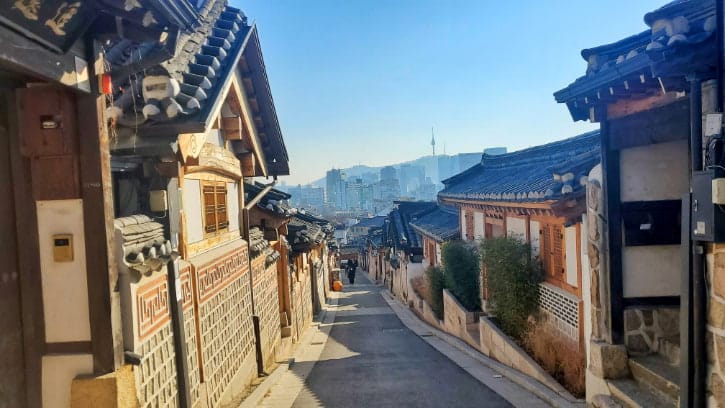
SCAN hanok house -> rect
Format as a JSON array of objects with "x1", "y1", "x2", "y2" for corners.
[
  {"x1": 555, "y1": 0, "x2": 722, "y2": 406},
  {"x1": 348, "y1": 215, "x2": 386, "y2": 245},
  {"x1": 409, "y1": 204, "x2": 461, "y2": 268},
  {"x1": 383, "y1": 201, "x2": 437, "y2": 301},
  {"x1": 438, "y1": 131, "x2": 601, "y2": 349},
  {"x1": 109, "y1": 2, "x2": 291, "y2": 407},
  {"x1": 287, "y1": 210, "x2": 335, "y2": 334},
  {"x1": 244, "y1": 182, "x2": 297, "y2": 352},
  {"x1": 364, "y1": 225, "x2": 385, "y2": 282},
  {"x1": 0, "y1": 1, "x2": 203, "y2": 407}
]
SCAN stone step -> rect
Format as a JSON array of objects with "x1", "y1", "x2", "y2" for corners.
[
  {"x1": 657, "y1": 335, "x2": 680, "y2": 366},
  {"x1": 629, "y1": 354, "x2": 679, "y2": 403},
  {"x1": 608, "y1": 379, "x2": 674, "y2": 408}
]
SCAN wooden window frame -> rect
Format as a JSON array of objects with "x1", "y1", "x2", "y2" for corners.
[
  {"x1": 539, "y1": 223, "x2": 566, "y2": 281},
  {"x1": 201, "y1": 180, "x2": 229, "y2": 238}
]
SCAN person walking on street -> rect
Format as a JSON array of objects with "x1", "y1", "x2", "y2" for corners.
[{"x1": 348, "y1": 259, "x2": 357, "y2": 285}]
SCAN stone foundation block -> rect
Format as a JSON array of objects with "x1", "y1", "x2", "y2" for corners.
[
  {"x1": 589, "y1": 341, "x2": 629, "y2": 379},
  {"x1": 71, "y1": 365, "x2": 139, "y2": 408}
]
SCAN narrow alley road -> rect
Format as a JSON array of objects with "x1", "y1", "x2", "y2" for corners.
[{"x1": 258, "y1": 270, "x2": 515, "y2": 408}]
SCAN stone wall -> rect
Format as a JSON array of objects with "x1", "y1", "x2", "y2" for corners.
[
  {"x1": 707, "y1": 244, "x2": 725, "y2": 407},
  {"x1": 291, "y1": 265, "x2": 313, "y2": 342},
  {"x1": 442, "y1": 289, "x2": 478, "y2": 347},
  {"x1": 623, "y1": 307, "x2": 679, "y2": 356},
  {"x1": 409, "y1": 290, "x2": 443, "y2": 329},
  {"x1": 586, "y1": 164, "x2": 609, "y2": 344},
  {"x1": 251, "y1": 254, "x2": 281, "y2": 371},
  {"x1": 478, "y1": 317, "x2": 572, "y2": 398}
]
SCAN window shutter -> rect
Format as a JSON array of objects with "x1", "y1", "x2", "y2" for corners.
[{"x1": 553, "y1": 226, "x2": 564, "y2": 276}]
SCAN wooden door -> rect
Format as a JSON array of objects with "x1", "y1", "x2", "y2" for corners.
[{"x1": 0, "y1": 91, "x2": 27, "y2": 407}]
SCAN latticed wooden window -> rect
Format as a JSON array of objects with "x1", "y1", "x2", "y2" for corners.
[
  {"x1": 539, "y1": 223, "x2": 565, "y2": 278},
  {"x1": 202, "y1": 181, "x2": 228, "y2": 234},
  {"x1": 465, "y1": 211, "x2": 475, "y2": 241}
]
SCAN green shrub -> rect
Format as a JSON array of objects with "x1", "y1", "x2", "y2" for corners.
[
  {"x1": 425, "y1": 266, "x2": 445, "y2": 319},
  {"x1": 441, "y1": 241, "x2": 481, "y2": 311},
  {"x1": 481, "y1": 236, "x2": 542, "y2": 340}
]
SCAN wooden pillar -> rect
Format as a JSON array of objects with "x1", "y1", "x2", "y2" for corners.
[
  {"x1": 77, "y1": 42, "x2": 123, "y2": 373},
  {"x1": 600, "y1": 107, "x2": 624, "y2": 344},
  {"x1": 6, "y1": 89, "x2": 44, "y2": 408}
]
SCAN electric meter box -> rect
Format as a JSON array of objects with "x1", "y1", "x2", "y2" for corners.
[{"x1": 692, "y1": 169, "x2": 725, "y2": 242}]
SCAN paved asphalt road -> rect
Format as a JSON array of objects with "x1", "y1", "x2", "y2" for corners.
[{"x1": 290, "y1": 271, "x2": 512, "y2": 408}]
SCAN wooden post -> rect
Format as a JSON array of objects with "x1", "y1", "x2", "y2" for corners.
[
  {"x1": 600, "y1": 106, "x2": 624, "y2": 344},
  {"x1": 7, "y1": 89, "x2": 44, "y2": 408},
  {"x1": 77, "y1": 41, "x2": 123, "y2": 373}
]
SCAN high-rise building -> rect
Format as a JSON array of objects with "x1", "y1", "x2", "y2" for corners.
[
  {"x1": 380, "y1": 166, "x2": 397, "y2": 182},
  {"x1": 325, "y1": 169, "x2": 345, "y2": 208}
]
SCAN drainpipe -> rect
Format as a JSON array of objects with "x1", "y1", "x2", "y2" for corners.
[
  {"x1": 242, "y1": 179, "x2": 277, "y2": 375},
  {"x1": 688, "y1": 75, "x2": 706, "y2": 408}
]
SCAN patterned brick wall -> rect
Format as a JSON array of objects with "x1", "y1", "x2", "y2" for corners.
[
  {"x1": 291, "y1": 267, "x2": 313, "y2": 342},
  {"x1": 251, "y1": 254, "x2": 281, "y2": 368},
  {"x1": 539, "y1": 282, "x2": 579, "y2": 342},
  {"x1": 130, "y1": 272, "x2": 179, "y2": 408},
  {"x1": 193, "y1": 242, "x2": 254, "y2": 408},
  {"x1": 179, "y1": 262, "x2": 202, "y2": 408}
]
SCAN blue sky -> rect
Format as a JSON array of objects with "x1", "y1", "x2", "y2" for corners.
[{"x1": 233, "y1": 0, "x2": 664, "y2": 185}]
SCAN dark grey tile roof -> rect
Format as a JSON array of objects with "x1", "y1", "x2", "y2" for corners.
[
  {"x1": 288, "y1": 212, "x2": 333, "y2": 252},
  {"x1": 245, "y1": 182, "x2": 293, "y2": 216},
  {"x1": 384, "y1": 201, "x2": 437, "y2": 251},
  {"x1": 108, "y1": 0, "x2": 248, "y2": 130},
  {"x1": 439, "y1": 131, "x2": 600, "y2": 202},
  {"x1": 555, "y1": 0, "x2": 716, "y2": 120},
  {"x1": 409, "y1": 205, "x2": 460, "y2": 242},
  {"x1": 355, "y1": 216, "x2": 386, "y2": 229}
]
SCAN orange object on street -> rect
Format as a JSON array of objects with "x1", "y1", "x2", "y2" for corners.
[{"x1": 332, "y1": 280, "x2": 343, "y2": 292}]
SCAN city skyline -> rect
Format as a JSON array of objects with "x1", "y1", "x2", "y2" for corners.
[{"x1": 234, "y1": 0, "x2": 663, "y2": 185}]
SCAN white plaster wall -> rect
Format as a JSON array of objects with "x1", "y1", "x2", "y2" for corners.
[
  {"x1": 436, "y1": 243, "x2": 442, "y2": 267},
  {"x1": 167, "y1": 178, "x2": 181, "y2": 249},
  {"x1": 474, "y1": 212, "x2": 484, "y2": 240},
  {"x1": 620, "y1": 140, "x2": 688, "y2": 202},
  {"x1": 460, "y1": 209, "x2": 467, "y2": 238},
  {"x1": 227, "y1": 182, "x2": 239, "y2": 232},
  {"x1": 565, "y1": 226, "x2": 578, "y2": 287},
  {"x1": 36, "y1": 200, "x2": 91, "y2": 343},
  {"x1": 206, "y1": 128, "x2": 224, "y2": 147},
  {"x1": 506, "y1": 217, "x2": 527, "y2": 240},
  {"x1": 183, "y1": 179, "x2": 203, "y2": 243},
  {"x1": 530, "y1": 220, "x2": 540, "y2": 257},
  {"x1": 42, "y1": 354, "x2": 93, "y2": 408},
  {"x1": 623, "y1": 245, "x2": 681, "y2": 297}
]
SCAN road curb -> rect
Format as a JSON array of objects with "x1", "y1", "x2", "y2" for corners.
[{"x1": 380, "y1": 289, "x2": 585, "y2": 408}]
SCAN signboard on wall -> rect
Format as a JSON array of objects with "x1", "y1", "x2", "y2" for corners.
[{"x1": 0, "y1": 1, "x2": 96, "y2": 53}]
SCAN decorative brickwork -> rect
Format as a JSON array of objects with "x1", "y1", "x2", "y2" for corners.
[
  {"x1": 194, "y1": 243, "x2": 254, "y2": 408},
  {"x1": 251, "y1": 254, "x2": 281, "y2": 368},
  {"x1": 135, "y1": 313, "x2": 178, "y2": 407},
  {"x1": 137, "y1": 274, "x2": 171, "y2": 341},
  {"x1": 539, "y1": 282, "x2": 579, "y2": 341},
  {"x1": 179, "y1": 263, "x2": 201, "y2": 407},
  {"x1": 196, "y1": 245, "x2": 248, "y2": 303}
]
